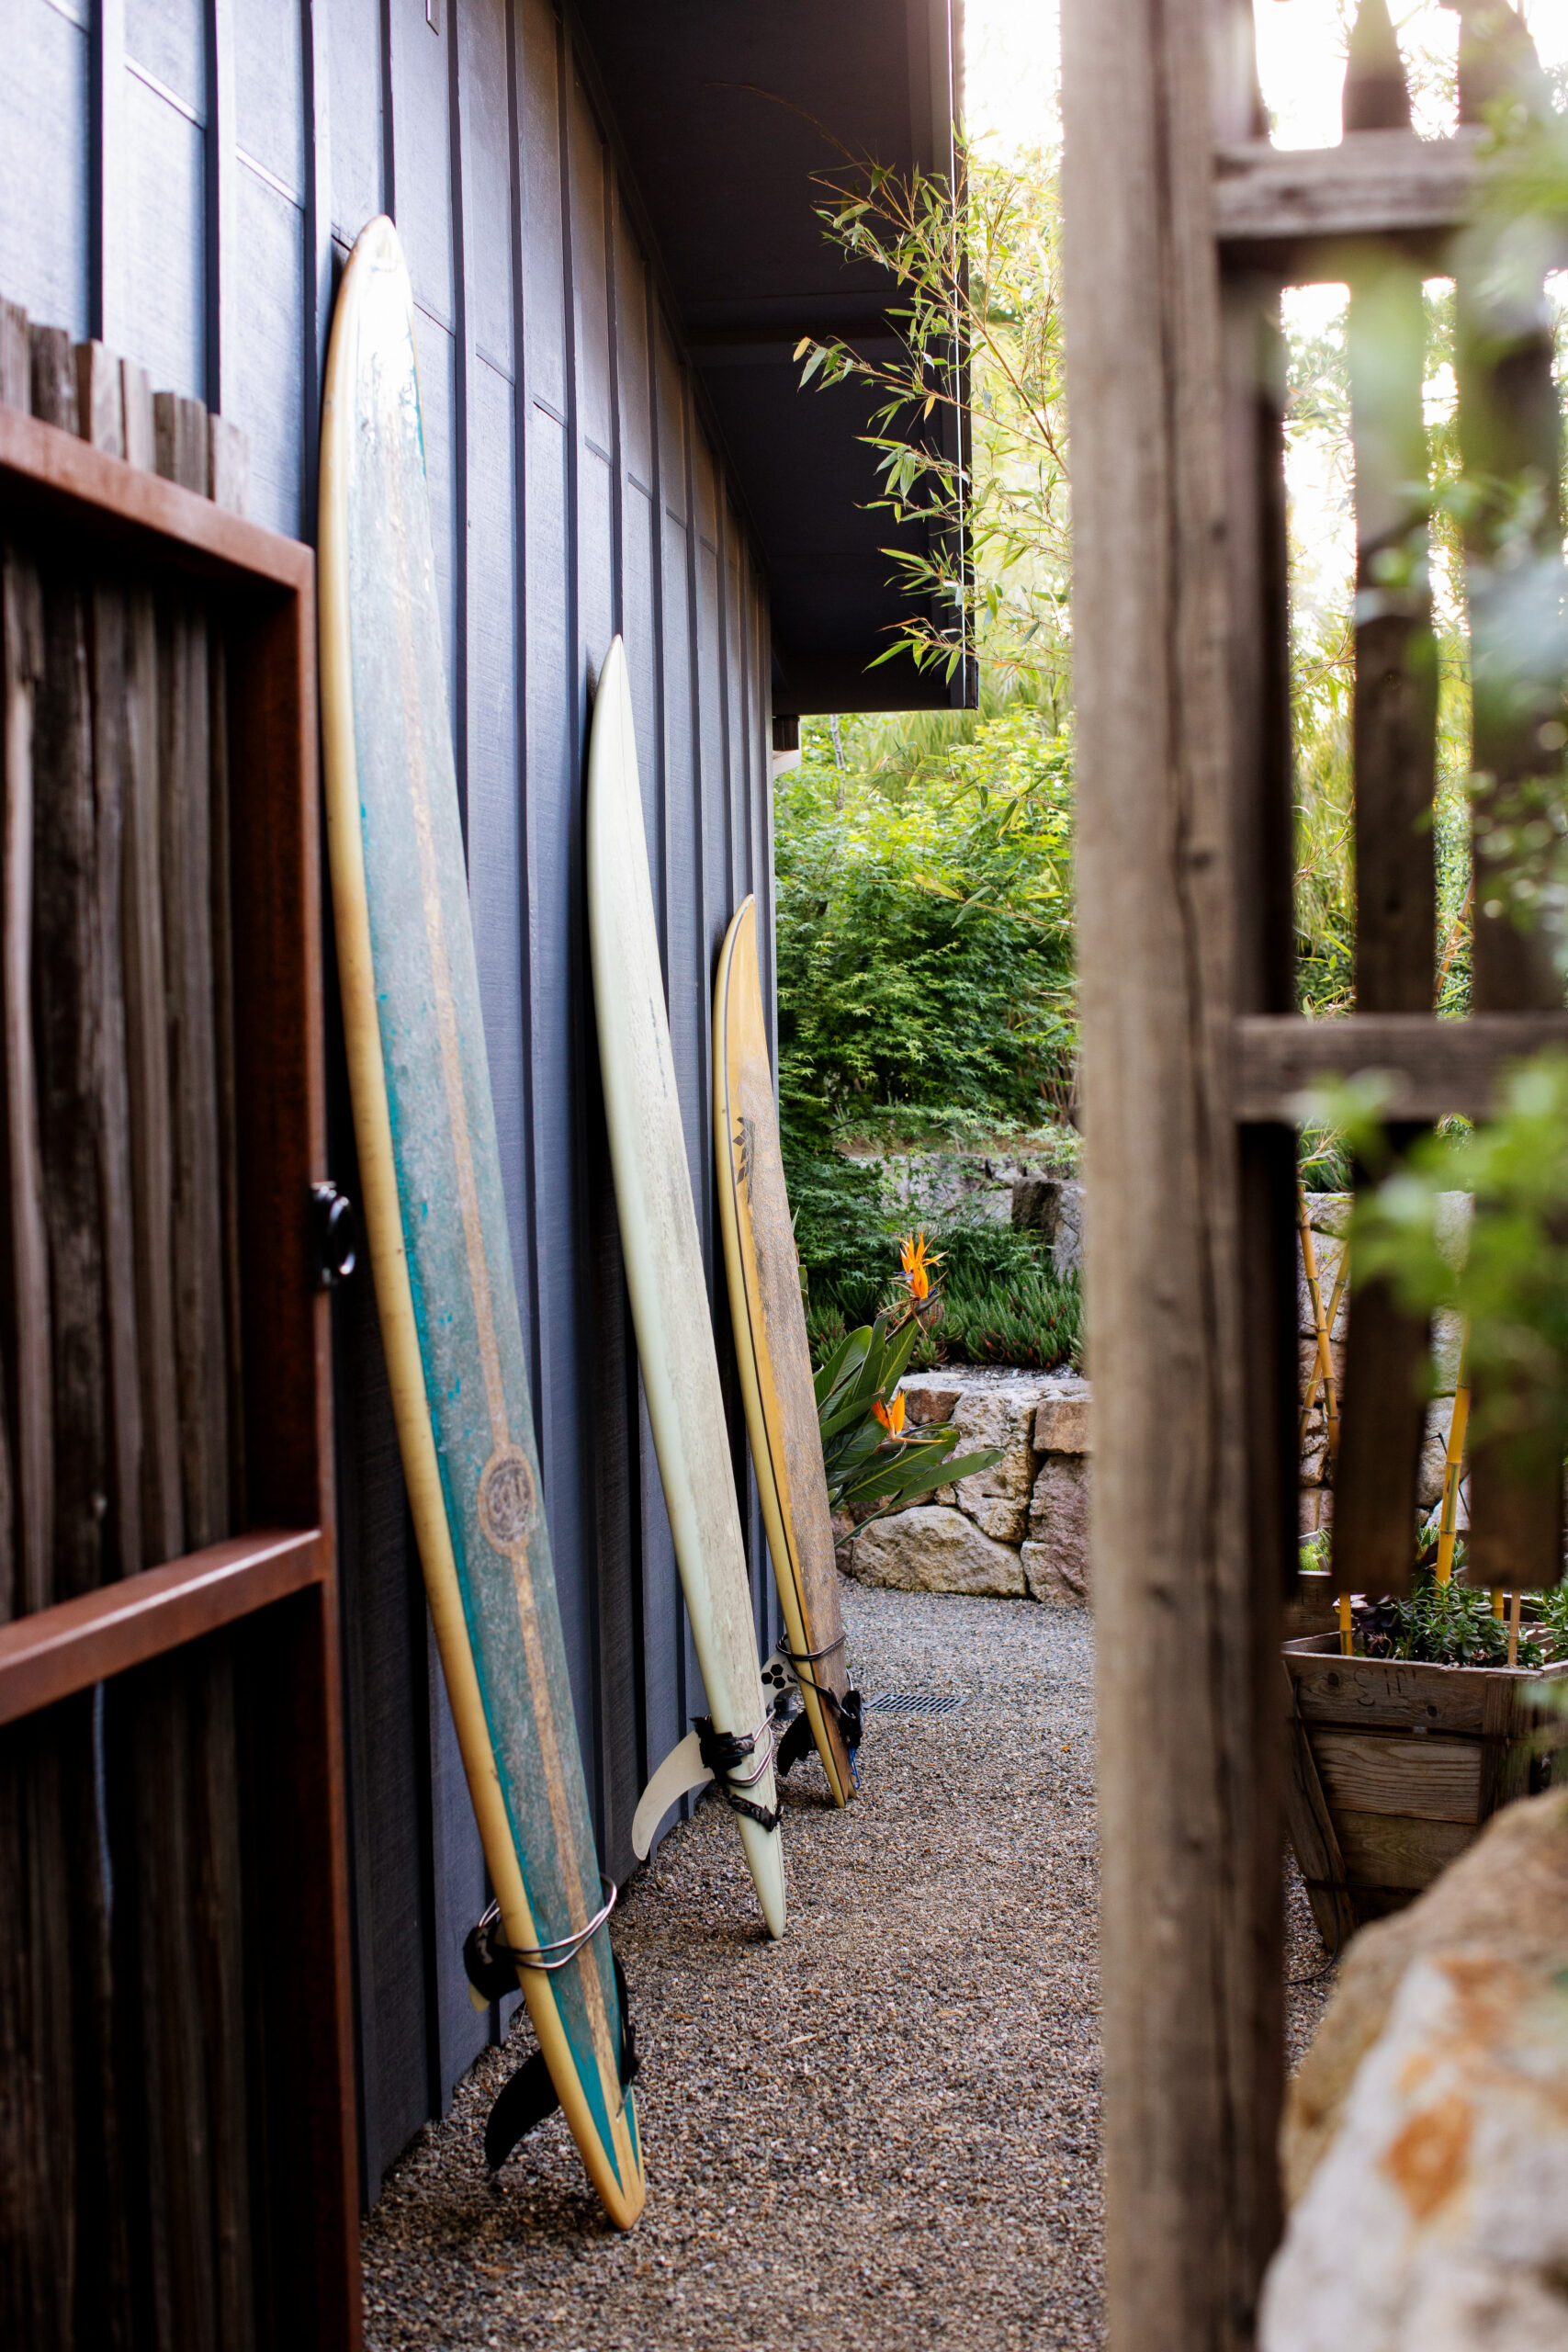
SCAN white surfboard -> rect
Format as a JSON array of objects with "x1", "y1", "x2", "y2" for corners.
[{"x1": 586, "y1": 638, "x2": 786, "y2": 1940}]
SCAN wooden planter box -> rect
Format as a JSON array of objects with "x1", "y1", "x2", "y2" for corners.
[{"x1": 1284, "y1": 1633, "x2": 1568, "y2": 1950}]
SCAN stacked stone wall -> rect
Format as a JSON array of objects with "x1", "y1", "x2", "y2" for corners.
[{"x1": 842, "y1": 1188, "x2": 1472, "y2": 1607}]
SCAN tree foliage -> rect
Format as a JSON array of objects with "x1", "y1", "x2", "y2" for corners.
[
  {"x1": 775, "y1": 700, "x2": 1075, "y2": 1152},
  {"x1": 796, "y1": 140, "x2": 1069, "y2": 703}
]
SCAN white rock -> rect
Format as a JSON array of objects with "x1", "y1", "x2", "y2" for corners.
[
  {"x1": 934, "y1": 1386, "x2": 1038, "y2": 1545},
  {"x1": 1260, "y1": 1951, "x2": 1568, "y2": 2352},
  {"x1": 1303, "y1": 1192, "x2": 1353, "y2": 1238},
  {"x1": 1431, "y1": 1308, "x2": 1466, "y2": 1396},
  {"x1": 1048, "y1": 1180, "x2": 1085, "y2": 1280},
  {"x1": 847, "y1": 1506, "x2": 1024, "y2": 1597},
  {"x1": 849, "y1": 1149, "x2": 1019, "y2": 1227}
]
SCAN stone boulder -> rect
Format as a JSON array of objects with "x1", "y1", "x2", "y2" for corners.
[
  {"x1": 1012, "y1": 1174, "x2": 1084, "y2": 1278},
  {"x1": 1025, "y1": 1457, "x2": 1090, "y2": 1603},
  {"x1": 1034, "y1": 1393, "x2": 1091, "y2": 1454},
  {"x1": 847, "y1": 1505, "x2": 1025, "y2": 1597},
  {"x1": 1261, "y1": 1792, "x2": 1568, "y2": 2352},
  {"x1": 931, "y1": 1384, "x2": 1040, "y2": 1546}
]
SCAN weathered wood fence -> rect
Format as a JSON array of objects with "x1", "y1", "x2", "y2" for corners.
[{"x1": 1061, "y1": 0, "x2": 1566, "y2": 2343}]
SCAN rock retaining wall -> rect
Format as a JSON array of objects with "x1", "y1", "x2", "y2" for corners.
[
  {"x1": 844, "y1": 1189, "x2": 1472, "y2": 1610},
  {"x1": 845, "y1": 1370, "x2": 1092, "y2": 1606}
]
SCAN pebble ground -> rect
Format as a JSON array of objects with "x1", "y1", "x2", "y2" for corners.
[{"x1": 361, "y1": 1583, "x2": 1336, "y2": 2350}]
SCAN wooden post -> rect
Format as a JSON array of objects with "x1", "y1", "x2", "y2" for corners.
[
  {"x1": 1450, "y1": 0, "x2": 1566, "y2": 1591},
  {"x1": 1061, "y1": 3, "x2": 1286, "y2": 2343},
  {"x1": 120, "y1": 362, "x2": 184, "y2": 1565},
  {"x1": 153, "y1": 392, "x2": 230, "y2": 1550},
  {"x1": 1330, "y1": 2, "x2": 1438, "y2": 1604},
  {"x1": 0, "y1": 532, "x2": 51, "y2": 1617}
]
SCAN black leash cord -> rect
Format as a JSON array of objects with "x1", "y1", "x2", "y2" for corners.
[
  {"x1": 694, "y1": 1714, "x2": 783, "y2": 1832},
  {"x1": 778, "y1": 1632, "x2": 848, "y2": 1667}
]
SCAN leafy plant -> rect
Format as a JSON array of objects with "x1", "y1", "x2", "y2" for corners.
[
  {"x1": 786, "y1": 1148, "x2": 897, "y2": 1328},
  {"x1": 1353, "y1": 1562, "x2": 1544, "y2": 1671},
  {"x1": 814, "y1": 1312, "x2": 1000, "y2": 1530},
  {"x1": 1532, "y1": 1577, "x2": 1568, "y2": 1663},
  {"x1": 1347, "y1": 1050, "x2": 1568, "y2": 1485},
  {"x1": 795, "y1": 139, "x2": 1069, "y2": 697}
]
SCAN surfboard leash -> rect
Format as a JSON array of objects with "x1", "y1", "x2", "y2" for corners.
[
  {"x1": 770, "y1": 1635, "x2": 864, "y2": 1782},
  {"x1": 464, "y1": 1894, "x2": 642, "y2": 2173},
  {"x1": 693, "y1": 1713, "x2": 784, "y2": 1832}
]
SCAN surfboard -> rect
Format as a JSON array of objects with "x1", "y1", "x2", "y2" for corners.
[
  {"x1": 318, "y1": 218, "x2": 644, "y2": 2228},
  {"x1": 586, "y1": 639, "x2": 787, "y2": 1940},
  {"x1": 715, "y1": 897, "x2": 862, "y2": 1805}
]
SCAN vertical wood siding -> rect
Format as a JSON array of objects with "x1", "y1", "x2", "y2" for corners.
[{"x1": 2, "y1": 0, "x2": 781, "y2": 2199}]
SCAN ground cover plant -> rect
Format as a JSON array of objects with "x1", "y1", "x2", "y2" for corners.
[
  {"x1": 1352, "y1": 1558, "x2": 1546, "y2": 1671},
  {"x1": 796, "y1": 1171, "x2": 1084, "y2": 1374}
]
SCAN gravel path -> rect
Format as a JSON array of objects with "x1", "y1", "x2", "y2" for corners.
[{"x1": 361, "y1": 1584, "x2": 1336, "y2": 2350}]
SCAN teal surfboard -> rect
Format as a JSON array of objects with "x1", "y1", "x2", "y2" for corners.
[{"x1": 319, "y1": 217, "x2": 644, "y2": 2227}]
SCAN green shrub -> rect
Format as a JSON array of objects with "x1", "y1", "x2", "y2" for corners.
[
  {"x1": 775, "y1": 705, "x2": 1076, "y2": 1152},
  {"x1": 785, "y1": 1150, "x2": 897, "y2": 1329}
]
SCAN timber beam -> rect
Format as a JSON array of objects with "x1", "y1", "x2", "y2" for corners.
[
  {"x1": 1234, "y1": 1012, "x2": 1568, "y2": 1121},
  {"x1": 1213, "y1": 126, "x2": 1568, "y2": 275}
]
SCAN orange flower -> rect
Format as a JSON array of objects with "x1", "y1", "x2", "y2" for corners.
[
  {"x1": 899, "y1": 1230, "x2": 931, "y2": 1303},
  {"x1": 873, "y1": 1391, "x2": 907, "y2": 1437}
]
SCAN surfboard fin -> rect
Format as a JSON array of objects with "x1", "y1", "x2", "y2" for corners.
[
  {"x1": 485, "y1": 2049, "x2": 560, "y2": 2168},
  {"x1": 484, "y1": 1951, "x2": 642, "y2": 2170},
  {"x1": 631, "y1": 1730, "x2": 714, "y2": 1859}
]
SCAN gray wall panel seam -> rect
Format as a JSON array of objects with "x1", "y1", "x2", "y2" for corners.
[
  {"x1": 556, "y1": 10, "x2": 603, "y2": 1849},
  {"x1": 91, "y1": 0, "x2": 126, "y2": 344},
  {"x1": 508, "y1": 0, "x2": 545, "y2": 1443},
  {"x1": 204, "y1": 0, "x2": 236, "y2": 413},
  {"x1": 236, "y1": 146, "x2": 302, "y2": 208},
  {"x1": 379, "y1": 0, "x2": 396, "y2": 223},
  {"x1": 302, "y1": 0, "x2": 332, "y2": 542},
  {"x1": 450, "y1": 0, "x2": 471, "y2": 845}
]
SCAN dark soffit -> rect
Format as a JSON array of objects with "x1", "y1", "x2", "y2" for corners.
[{"x1": 571, "y1": 0, "x2": 974, "y2": 716}]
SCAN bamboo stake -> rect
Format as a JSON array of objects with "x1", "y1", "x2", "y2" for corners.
[
  {"x1": 1300, "y1": 1183, "x2": 1351, "y2": 1632},
  {"x1": 1508, "y1": 1585, "x2": 1522, "y2": 1668},
  {"x1": 1493, "y1": 1589, "x2": 1505, "y2": 1618},
  {"x1": 1299, "y1": 1252, "x2": 1347, "y2": 1451},
  {"x1": 1434, "y1": 1336, "x2": 1469, "y2": 1587}
]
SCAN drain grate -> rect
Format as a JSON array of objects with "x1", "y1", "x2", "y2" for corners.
[{"x1": 863, "y1": 1691, "x2": 969, "y2": 1717}]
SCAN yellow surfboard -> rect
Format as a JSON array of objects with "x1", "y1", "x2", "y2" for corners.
[
  {"x1": 319, "y1": 218, "x2": 644, "y2": 2226},
  {"x1": 714, "y1": 897, "x2": 861, "y2": 1806}
]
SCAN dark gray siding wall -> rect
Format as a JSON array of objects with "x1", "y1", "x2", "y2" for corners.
[{"x1": 1, "y1": 0, "x2": 781, "y2": 2200}]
